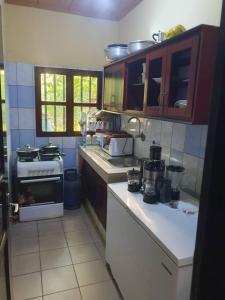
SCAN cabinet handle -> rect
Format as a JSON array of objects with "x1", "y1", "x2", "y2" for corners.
[{"x1": 161, "y1": 262, "x2": 173, "y2": 276}]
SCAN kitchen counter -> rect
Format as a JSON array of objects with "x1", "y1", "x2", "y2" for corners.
[
  {"x1": 79, "y1": 145, "x2": 137, "y2": 183},
  {"x1": 108, "y1": 182, "x2": 198, "y2": 267}
]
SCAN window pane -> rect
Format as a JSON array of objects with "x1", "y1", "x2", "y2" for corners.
[
  {"x1": 56, "y1": 106, "x2": 66, "y2": 131},
  {"x1": 73, "y1": 106, "x2": 96, "y2": 131},
  {"x1": 42, "y1": 105, "x2": 66, "y2": 132},
  {"x1": 74, "y1": 76, "x2": 81, "y2": 103},
  {"x1": 0, "y1": 70, "x2": 5, "y2": 100},
  {"x1": 2, "y1": 102, "x2": 6, "y2": 132},
  {"x1": 56, "y1": 75, "x2": 66, "y2": 102},
  {"x1": 91, "y1": 77, "x2": 97, "y2": 103},
  {"x1": 46, "y1": 74, "x2": 54, "y2": 101},
  {"x1": 82, "y1": 76, "x2": 90, "y2": 103}
]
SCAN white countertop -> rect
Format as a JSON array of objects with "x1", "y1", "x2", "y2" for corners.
[
  {"x1": 79, "y1": 146, "x2": 137, "y2": 183},
  {"x1": 108, "y1": 182, "x2": 199, "y2": 267}
]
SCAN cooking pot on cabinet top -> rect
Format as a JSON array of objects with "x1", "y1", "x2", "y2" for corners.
[{"x1": 39, "y1": 143, "x2": 66, "y2": 160}]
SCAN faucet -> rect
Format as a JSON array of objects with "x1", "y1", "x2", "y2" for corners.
[{"x1": 127, "y1": 117, "x2": 146, "y2": 141}]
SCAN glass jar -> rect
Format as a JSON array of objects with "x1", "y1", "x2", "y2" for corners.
[{"x1": 127, "y1": 168, "x2": 141, "y2": 193}]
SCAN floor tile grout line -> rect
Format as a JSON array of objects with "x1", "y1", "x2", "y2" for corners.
[
  {"x1": 64, "y1": 219, "x2": 84, "y2": 300},
  {"x1": 41, "y1": 286, "x2": 81, "y2": 298},
  {"x1": 37, "y1": 222, "x2": 44, "y2": 298},
  {"x1": 79, "y1": 278, "x2": 112, "y2": 289}
]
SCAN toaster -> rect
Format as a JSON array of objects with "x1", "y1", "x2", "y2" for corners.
[{"x1": 102, "y1": 134, "x2": 133, "y2": 156}]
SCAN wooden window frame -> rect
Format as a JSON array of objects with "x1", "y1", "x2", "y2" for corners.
[{"x1": 35, "y1": 66, "x2": 103, "y2": 137}]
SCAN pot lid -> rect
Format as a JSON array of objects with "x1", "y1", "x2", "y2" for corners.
[
  {"x1": 16, "y1": 144, "x2": 39, "y2": 153},
  {"x1": 127, "y1": 168, "x2": 141, "y2": 176},
  {"x1": 41, "y1": 143, "x2": 58, "y2": 149}
]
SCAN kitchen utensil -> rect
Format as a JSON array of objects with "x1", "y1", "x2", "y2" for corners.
[
  {"x1": 104, "y1": 44, "x2": 128, "y2": 61},
  {"x1": 152, "y1": 31, "x2": 165, "y2": 43},
  {"x1": 39, "y1": 143, "x2": 66, "y2": 161},
  {"x1": 127, "y1": 168, "x2": 141, "y2": 193},
  {"x1": 174, "y1": 100, "x2": 187, "y2": 108},
  {"x1": 150, "y1": 142, "x2": 162, "y2": 160},
  {"x1": 128, "y1": 40, "x2": 155, "y2": 53},
  {"x1": 16, "y1": 145, "x2": 39, "y2": 161},
  {"x1": 155, "y1": 177, "x2": 172, "y2": 203},
  {"x1": 40, "y1": 143, "x2": 59, "y2": 154},
  {"x1": 166, "y1": 165, "x2": 185, "y2": 200},
  {"x1": 142, "y1": 160, "x2": 165, "y2": 204}
]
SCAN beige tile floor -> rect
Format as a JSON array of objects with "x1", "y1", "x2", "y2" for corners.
[{"x1": 10, "y1": 207, "x2": 121, "y2": 300}]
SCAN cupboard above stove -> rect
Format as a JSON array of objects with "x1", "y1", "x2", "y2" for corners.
[{"x1": 103, "y1": 25, "x2": 218, "y2": 124}]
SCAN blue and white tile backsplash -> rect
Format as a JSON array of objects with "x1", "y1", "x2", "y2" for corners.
[{"x1": 5, "y1": 62, "x2": 81, "y2": 171}]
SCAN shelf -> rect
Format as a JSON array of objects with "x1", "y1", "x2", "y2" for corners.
[{"x1": 132, "y1": 83, "x2": 144, "y2": 86}]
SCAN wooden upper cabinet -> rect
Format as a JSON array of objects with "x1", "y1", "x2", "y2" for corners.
[
  {"x1": 163, "y1": 36, "x2": 199, "y2": 120},
  {"x1": 103, "y1": 25, "x2": 218, "y2": 124},
  {"x1": 123, "y1": 55, "x2": 146, "y2": 113},
  {"x1": 103, "y1": 63, "x2": 125, "y2": 112},
  {"x1": 144, "y1": 48, "x2": 167, "y2": 116}
]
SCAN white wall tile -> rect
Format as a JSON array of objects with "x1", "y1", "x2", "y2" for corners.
[
  {"x1": 10, "y1": 108, "x2": 19, "y2": 129},
  {"x1": 5, "y1": 62, "x2": 17, "y2": 85},
  {"x1": 161, "y1": 146, "x2": 170, "y2": 165},
  {"x1": 17, "y1": 63, "x2": 34, "y2": 86},
  {"x1": 18, "y1": 108, "x2": 35, "y2": 129},
  {"x1": 160, "y1": 121, "x2": 173, "y2": 147},
  {"x1": 171, "y1": 123, "x2": 186, "y2": 151},
  {"x1": 63, "y1": 137, "x2": 76, "y2": 149},
  {"x1": 182, "y1": 154, "x2": 198, "y2": 192},
  {"x1": 49, "y1": 137, "x2": 63, "y2": 149}
]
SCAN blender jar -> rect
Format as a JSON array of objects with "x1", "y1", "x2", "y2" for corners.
[{"x1": 127, "y1": 169, "x2": 141, "y2": 193}]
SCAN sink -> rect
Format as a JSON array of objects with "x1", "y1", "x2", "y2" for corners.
[{"x1": 107, "y1": 157, "x2": 140, "y2": 168}]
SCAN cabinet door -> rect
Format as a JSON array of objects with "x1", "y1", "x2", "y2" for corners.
[
  {"x1": 163, "y1": 36, "x2": 199, "y2": 120},
  {"x1": 144, "y1": 48, "x2": 167, "y2": 116},
  {"x1": 124, "y1": 57, "x2": 146, "y2": 112},
  {"x1": 106, "y1": 191, "x2": 178, "y2": 300},
  {"x1": 103, "y1": 64, "x2": 125, "y2": 112}
]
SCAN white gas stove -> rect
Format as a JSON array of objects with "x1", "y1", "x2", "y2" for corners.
[{"x1": 16, "y1": 156, "x2": 64, "y2": 222}]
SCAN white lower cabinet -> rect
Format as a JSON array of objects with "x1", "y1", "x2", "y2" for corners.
[{"x1": 106, "y1": 190, "x2": 192, "y2": 300}]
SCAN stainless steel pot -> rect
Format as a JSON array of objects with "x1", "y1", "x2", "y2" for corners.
[
  {"x1": 128, "y1": 40, "x2": 155, "y2": 53},
  {"x1": 104, "y1": 44, "x2": 128, "y2": 61},
  {"x1": 16, "y1": 145, "x2": 39, "y2": 160}
]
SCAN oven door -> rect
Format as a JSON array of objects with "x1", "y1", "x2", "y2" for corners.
[{"x1": 18, "y1": 175, "x2": 63, "y2": 206}]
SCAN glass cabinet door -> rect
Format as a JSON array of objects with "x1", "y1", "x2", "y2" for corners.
[
  {"x1": 144, "y1": 48, "x2": 167, "y2": 116},
  {"x1": 164, "y1": 36, "x2": 199, "y2": 120},
  {"x1": 104, "y1": 63, "x2": 124, "y2": 112}
]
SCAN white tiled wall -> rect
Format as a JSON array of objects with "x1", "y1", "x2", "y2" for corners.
[{"x1": 121, "y1": 115, "x2": 207, "y2": 197}]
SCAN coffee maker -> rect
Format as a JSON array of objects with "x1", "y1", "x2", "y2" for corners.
[
  {"x1": 142, "y1": 143, "x2": 165, "y2": 203},
  {"x1": 142, "y1": 160, "x2": 165, "y2": 203}
]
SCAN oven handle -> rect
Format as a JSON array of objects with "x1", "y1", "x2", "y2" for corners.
[{"x1": 20, "y1": 177, "x2": 61, "y2": 184}]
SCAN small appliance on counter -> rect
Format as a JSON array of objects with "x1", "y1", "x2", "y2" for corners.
[
  {"x1": 102, "y1": 133, "x2": 133, "y2": 156},
  {"x1": 127, "y1": 168, "x2": 141, "y2": 193},
  {"x1": 142, "y1": 160, "x2": 165, "y2": 204},
  {"x1": 166, "y1": 165, "x2": 185, "y2": 201}
]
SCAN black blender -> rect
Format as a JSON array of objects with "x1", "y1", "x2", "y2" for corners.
[{"x1": 142, "y1": 142, "x2": 165, "y2": 204}]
